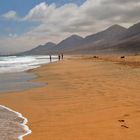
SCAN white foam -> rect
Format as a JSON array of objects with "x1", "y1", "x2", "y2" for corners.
[
  {"x1": 0, "y1": 55, "x2": 58, "y2": 74},
  {"x1": 0, "y1": 105, "x2": 31, "y2": 140}
]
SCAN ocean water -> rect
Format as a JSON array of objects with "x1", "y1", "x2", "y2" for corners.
[{"x1": 0, "y1": 55, "x2": 58, "y2": 73}]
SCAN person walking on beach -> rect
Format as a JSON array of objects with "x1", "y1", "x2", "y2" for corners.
[
  {"x1": 58, "y1": 55, "x2": 61, "y2": 60},
  {"x1": 61, "y1": 53, "x2": 63, "y2": 59},
  {"x1": 49, "y1": 55, "x2": 52, "y2": 62}
]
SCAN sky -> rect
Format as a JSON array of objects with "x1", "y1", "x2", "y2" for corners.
[{"x1": 0, "y1": 0, "x2": 140, "y2": 54}]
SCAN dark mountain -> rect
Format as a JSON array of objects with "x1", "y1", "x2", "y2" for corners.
[
  {"x1": 52, "y1": 35, "x2": 84, "y2": 53},
  {"x1": 84, "y1": 24, "x2": 127, "y2": 44},
  {"x1": 69, "y1": 35, "x2": 140, "y2": 55},
  {"x1": 16, "y1": 22, "x2": 140, "y2": 56},
  {"x1": 66, "y1": 24, "x2": 127, "y2": 53},
  {"x1": 20, "y1": 42, "x2": 56, "y2": 55},
  {"x1": 65, "y1": 24, "x2": 140, "y2": 55},
  {"x1": 99, "y1": 23, "x2": 140, "y2": 55},
  {"x1": 19, "y1": 35, "x2": 84, "y2": 55},
  {"x1": 122, "y1": 22, "x2": 140, "y2": 39},
  {"x1": 108, "y1": 34, "x2": 140, "y2": 54}
]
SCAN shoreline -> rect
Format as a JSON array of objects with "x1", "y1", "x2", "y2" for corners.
[
  {"x1": 0, "y1": 55, "x2": 58, "y2": 93},
  {"x1": 0, "y1": 105, "x2": 31, "y2": 140},
  {"x1": 0, "y1": 58, "x2": 60, "y2": 140},
  {"x1": 0, "y1": 55, "x2": 140, "y2": 140},
  {"x1": 0, "y1": 72, "x2": 45, "y2": 94}
]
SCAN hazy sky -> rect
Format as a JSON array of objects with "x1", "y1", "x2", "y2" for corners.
[{"x1": 0, "y1": 0, "x2": 140, "y2": 53}]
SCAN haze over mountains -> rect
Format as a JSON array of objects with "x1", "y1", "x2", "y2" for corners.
[{"x1": 17, "y1": 22, "x2": 140, "y2": 55}]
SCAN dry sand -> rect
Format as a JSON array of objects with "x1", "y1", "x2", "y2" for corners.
[{"x1": 0, "y1": 55, "x2": 140, "y2": 140}]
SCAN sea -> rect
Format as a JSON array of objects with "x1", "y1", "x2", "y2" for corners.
[
  {"x1": 0, "y1": 55, "x2": 58, "y2": 140},
  {"x1": 0, "y1": 55, "x2": 57, "y2": 74}
]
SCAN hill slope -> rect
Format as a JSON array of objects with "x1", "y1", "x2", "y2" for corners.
[
  {"x1": 17, "y1": 22, "x2": 140, "y2": 55},
  {"x1": 20, "y1": 42, "x2": 56, "y2": 55}
]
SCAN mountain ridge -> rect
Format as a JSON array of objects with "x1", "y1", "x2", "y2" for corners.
[{"x1": 15, "y1": 22, "x2": 140, "y2": 55}]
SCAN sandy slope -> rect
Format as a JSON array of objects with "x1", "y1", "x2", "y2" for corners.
[{"x1": 0, "y1": 55, "x2": 140, "y2": 140}]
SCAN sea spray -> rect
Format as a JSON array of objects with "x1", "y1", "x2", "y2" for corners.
[
  {"x1": 0, "y1": 105, "x2": 31, "y2": 140},
  {"x1": 0, "y1": 55, "x2": 58, "y2": 74}
]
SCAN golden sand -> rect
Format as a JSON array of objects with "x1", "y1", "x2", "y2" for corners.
[{"x1": 0, "y1": 55, "x2": 140, "y2": 140}]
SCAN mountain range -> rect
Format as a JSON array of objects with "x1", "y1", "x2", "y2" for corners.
[{"x1": 18, "y1": 22, "x2": 140, "y2": 55}]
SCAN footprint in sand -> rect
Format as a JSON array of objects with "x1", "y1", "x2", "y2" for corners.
[
  {"x1": 118, "y1": 119, "x2": 129, "y2": 129},
  {"x1": 123, "y1": 114, "x2": 130, "y2": 117},
  {"x1": 118, "y1": 119, "x2": 125, "y2": 122},
  {"x1": 121, "y1": 125, "x2": 129, "y2": 128}
]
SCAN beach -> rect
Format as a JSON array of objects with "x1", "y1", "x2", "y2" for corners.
[{"x1": 0, "y1": 55, "x2": 140, "y2": 140}]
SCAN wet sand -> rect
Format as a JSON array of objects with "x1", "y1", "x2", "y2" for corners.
[
  {"x1": 0, "y1": 72, "x2": 44, "y2": 93},
  {"x1": 0, "y1": 55, "x2": 140, "y2": 140}
]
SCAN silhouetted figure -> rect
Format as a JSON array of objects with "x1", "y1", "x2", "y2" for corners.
[
  {"x1": 49, "y1": 55, "x2": 52, "y2": 62},
  {"x1": 93, "y1": 56, "x2": 98, "y2": 58},
  {"x1": 61, "y1": 53, "x2": 63, "y2": 59},
  {"x1": 58, "y1": 55, "x2": 61, "y2": 60},
  {"x1": 120, "y1": 56, "x2": 125, "y2": 59}
]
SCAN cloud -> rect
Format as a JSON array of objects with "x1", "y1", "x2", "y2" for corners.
[
  {"x1": 8, "y1": 33, "x2": 17, "y2": 38},
  {"x1": 22, "y1": 0, "x2": 140, "y2": 38},
  {"x1": 22, "y1": 0, "x2": 140, "y2": 34},
  {"x1": 0, "y1": 0, "x2": 140, "y2": 53},
  {"x1": 2, "y1": 10, "x2": 18, "y2": 20}
]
